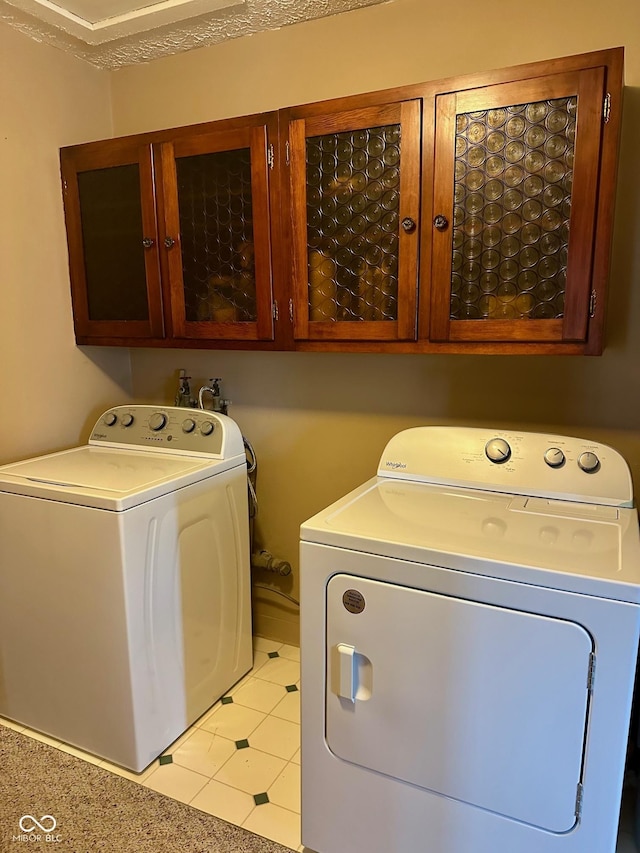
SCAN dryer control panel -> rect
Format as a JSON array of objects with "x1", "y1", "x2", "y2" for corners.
[
  {"x1": 378, "y1": 427, "x2": 634, "y2": 507},
  {"x1": 89, "y1": 405, "x2": 244, "y2": 459}
]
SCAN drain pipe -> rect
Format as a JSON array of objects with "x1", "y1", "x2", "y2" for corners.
[{"x1": 252, "y1": 583, "x2": 300, "y2": 607}]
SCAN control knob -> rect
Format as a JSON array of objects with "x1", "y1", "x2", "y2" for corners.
[
  {"x1": 121, "y1": 413, "x2": 134, "y2": 427},
  {"x1": 200, "y1": 421, "x2": 215, "y2": 436},
  {"x1": 485, "y1": 438, "x2": 511, "y2": 464},
  {"x1": 544, "y1": 447, "x2": 565, "y2": 468},
  {"x1": 103, "y1": 412, "x2": 117, "y2": 426},
  {"x1": 578, "y1": 451, "x2": 600, "y2": 473},
  {"x1": 182, "y1": 418, "x2": 196, "y2": 434},
  {"x1": 149, "y1": 413, "x2": 167, "y2": 432}
]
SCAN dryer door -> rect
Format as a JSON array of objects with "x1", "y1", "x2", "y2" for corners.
[{"x1": 325, "y1": 573, "x2": 592, "y2": 833}]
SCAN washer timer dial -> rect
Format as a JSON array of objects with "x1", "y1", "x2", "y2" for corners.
[
  {"x1": 485, "y1": 438, "x2": 511, "y2": 464},
  {"x1": 148, "y1": 413, "x2": 167, "y2": 432}
]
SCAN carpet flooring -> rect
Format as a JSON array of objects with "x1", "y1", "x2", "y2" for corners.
[{"x1": 0, "y1": 726, "x2": 293, "y2": 853}]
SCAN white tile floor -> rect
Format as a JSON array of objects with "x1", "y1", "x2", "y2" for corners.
[{"x1": 0, "y1": 636, "x2": 303, "y2": 852}]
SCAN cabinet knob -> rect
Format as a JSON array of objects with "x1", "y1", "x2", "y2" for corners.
[
  {"x1": 401, "y1": 217, "x2": 417, "y2": 234},
  {"x1": 164, "y1": 236, "x2": 176, "y2": 249},
  {"x1": 142, "y1": 237, "x2": 155, "y2": 249},
  {"x1": 433, "y1": 214, "x2": 449, "y2": 231}
]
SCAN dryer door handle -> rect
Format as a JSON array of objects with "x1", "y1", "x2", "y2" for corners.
[{"x1": 337, "y1": 643, "x2": 357, "y2": 703}]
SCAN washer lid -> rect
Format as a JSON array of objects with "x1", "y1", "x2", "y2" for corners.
[
  {"x1": 301, "y1": 477, "x2": 640, "y2": 602},
  {"x1": 0, "y1": 445, "x2": 240, "y2": 510}
]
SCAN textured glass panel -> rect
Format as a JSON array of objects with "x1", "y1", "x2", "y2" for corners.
[
  {"x1": 306, "y1": 124, "x2": 400, "y2": 322},
  {"x1": 450, "y1": 97, "x2": 576, "y2": 320},
  {"x1": 176, "y1": 149, "x2": 256, "y2": 323},
  {"x1": 78, "y1": 165, "x2": 148, "y2": 322}
]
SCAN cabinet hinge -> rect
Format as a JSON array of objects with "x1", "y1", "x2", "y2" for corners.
[
  {"x1": 272, "y1": 300, "x2": 279, "y2": 321},
  {"x1": 575, "y1": 782, "x2": 584, "y2": 818},
  {"x1": 587, "y1": 652, "x2": 596, "y2": 692},
  {"x1": 603, "y1": 92, "x2": 611, "y2": 124},
  {"x1": 589, "y1": 290, "x2": 597, "y2": 318},
  {"x1": 289, "y1": 298, "x2": 294, "y2": 323},
  {"x1": 267, "y1": 143, "x2": 275, "y2": 170}
]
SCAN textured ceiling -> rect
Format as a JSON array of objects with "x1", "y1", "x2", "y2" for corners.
[{"x1": 1, "y1": 0, "x2": 389, "y2": 69}]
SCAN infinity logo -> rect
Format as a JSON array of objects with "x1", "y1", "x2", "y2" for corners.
[{"x1": 19, "y1": 815, "x2": 57, "y2": 833}]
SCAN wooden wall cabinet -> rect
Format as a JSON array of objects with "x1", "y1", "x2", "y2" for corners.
[
  {"x1": 427, "y1": 67, "x2": 609, "y2": 349},
  {"x1": 60, "y1": 48, "x2": 623, "y2": 355},
  {"x1": 287, "y1": 99, "x2": 421, "y2": 343},
  {"x1": 417, "y1": 48, "x2": 623, "y2": 356},
  {"x1": 61, "y1": 138, "x2": 164, "y2": 340},
  {"x1": 61, "y1": 114, "x2": 278, "y2": 346}
]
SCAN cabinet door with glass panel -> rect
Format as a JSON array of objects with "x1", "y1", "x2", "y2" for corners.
[
  {"x1": 159, "y1": 121, "x2": 275, "y2": 341},
  {"x1": 61, "y1": 139, "x2": 164, "y2": 340},
  {"x1": 429, "y1": 68, "x2": 606, "y2": 345},
  {"x1": 288, "y1": 100, "x2": 421, "y2": 342}
]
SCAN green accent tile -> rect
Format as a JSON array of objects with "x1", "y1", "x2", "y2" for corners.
[
  {"x1": 159, "y1": 754, "x2": 173, "y2": 766},
  {"x1": 285, "y1": 684, "x2": 299, "y2": 693},
  {"x1": 253, "y1": 792, "x2": 269, "y2": 806},
  {"x1": 267, "y1": 651, "x2": 280, "y2": 659},
  {"x1": 221, "y1": 696, "x2": 233, "y2": 705},
  {"x1": 235, "y1": 738, "x2": 249, "y2": 750}
]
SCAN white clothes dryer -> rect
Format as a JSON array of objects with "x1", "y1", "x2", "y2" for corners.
[
  {"x1": 0, "y1": 405, "x2": 252, "y2": 771},
  {"x1": 300, "y1": 426, "x2": 640, "y2": 853}
]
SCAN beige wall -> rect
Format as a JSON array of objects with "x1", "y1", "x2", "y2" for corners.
[
  {"x1": 0, "y1": 23, "x2": 133, "y2": 464},
  {"x1": 108, "y1": 0, "x2": 640, "y2": 643}
]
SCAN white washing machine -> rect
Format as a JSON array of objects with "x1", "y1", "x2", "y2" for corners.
[
  {"x1": 300, "y1": 427, "x2": 640, "y2": 853},
  {"x1": 0, "y1": 405, "x2": 252, "y2": 771}
]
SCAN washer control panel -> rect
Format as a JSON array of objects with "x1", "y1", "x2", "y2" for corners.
[
  {"x1": 89, "y1": 405, "x2": 230, "y2": 457},
  {"x1": 379, "y1": 427, "x2": 634, "y2": 507}
]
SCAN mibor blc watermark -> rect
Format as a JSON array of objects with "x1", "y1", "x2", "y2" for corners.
[{"x1": 13, "y1": 815, "x2": 61, "y2": 843}]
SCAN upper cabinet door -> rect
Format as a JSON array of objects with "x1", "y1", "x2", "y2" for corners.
[
  {"x1": 159, "y1": 124, "x2": 274, "y2": 341},
  {"x1": 289, "y1": 100, "x2": 421, "y2": 342},
  {"x1": 429, "y1": 67, "x2": 606, "y2": 344},
  {"x1": 61, "y1": 140, "x2": 164, "y2": 339}
]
